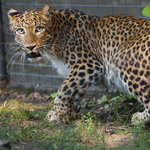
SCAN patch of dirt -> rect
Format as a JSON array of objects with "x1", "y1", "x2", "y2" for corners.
[
  {"x1": 77, "y1": 131, "x2": 134, "y2": 148},
  {"x1": 105, "y1": 133, "x2": 133, "y2": 147}
]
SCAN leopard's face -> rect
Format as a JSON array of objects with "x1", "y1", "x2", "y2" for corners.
[{"x1": 8, "y1": 4, "x2": 53, "y2": 62}]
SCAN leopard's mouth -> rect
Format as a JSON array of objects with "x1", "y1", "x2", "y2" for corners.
[
  {"x1": 27, "y1": 52, "x2": 41, "y2": 58},
  {"x1": 26, "y1": 52, "x2": 42, "y2": 62}
]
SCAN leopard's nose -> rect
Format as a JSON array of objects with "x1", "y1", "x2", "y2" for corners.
[{"x1": 26, "y1": 45, "x2": 36, "y2": 51}]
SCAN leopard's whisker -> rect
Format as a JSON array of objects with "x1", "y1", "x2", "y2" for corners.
[{"x1": 7, "y1": 50, "x2": 24, "y2": 72}]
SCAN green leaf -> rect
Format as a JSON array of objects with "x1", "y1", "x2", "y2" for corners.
[
  {"x1": 115, "y1": 111, "x2": 123, "y2": 122},
  {"x1": 98, "y1": 95, "x2": 107, "y2": 104},
  {"x1": 109, "y1": 96, "x2": 119, "y2": 103},
  {"x1": 81, "y1": 104, "x2": 86, "y2": 108},
  {"x1": 126, "y1": 94, "x2": 133, "y2": 100},
  {"x1": 50, "y1": 93, "x2": 57, "y2": 98},
  {"x1": 142, "y1": 5, "x2": 150, "y2": 17},
  {"x1": 113, "y1": 104, "x2": 119, "y2": 112},
  {"x1": 89, "y1": 99, "x2": 96, "y2": 104},
  {"x1": 104, "y1": 104, "x2": 109, "y2": 108},
  {"x1": 89, "y1": 104, "x2": 96, "y2": 107}
]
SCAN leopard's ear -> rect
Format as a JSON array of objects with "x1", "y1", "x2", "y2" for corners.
[
  {"x1": 8, "y1": 9, "x2": 20, "y2": 20},
  {"x1": 8, "y1": 9, "x2": 21, "y2": 30},
  {"x1": 40, "y1": 3, "x2": 53, "y2": 20}
]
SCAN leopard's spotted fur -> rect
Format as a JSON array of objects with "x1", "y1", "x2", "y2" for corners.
[{"x1": 8, "y1": 4, "x2": 150, "y2": 125}]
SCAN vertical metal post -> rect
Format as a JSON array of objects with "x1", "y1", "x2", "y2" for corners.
[{"x1": 0, "y1": 1, "x2": 8, "y2": 89}]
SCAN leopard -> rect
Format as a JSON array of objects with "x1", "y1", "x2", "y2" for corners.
[{"x1": 8, "y1": 3, "x2": 150, "y2": 125}]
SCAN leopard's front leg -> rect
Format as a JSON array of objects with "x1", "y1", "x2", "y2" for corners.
[{"x1": 46, "y1": 61, "x2": 103, "y2": 123}]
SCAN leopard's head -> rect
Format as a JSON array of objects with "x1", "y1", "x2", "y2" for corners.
[{"x1": 8, "y1": 4, "x2": 54, "y2": 62}]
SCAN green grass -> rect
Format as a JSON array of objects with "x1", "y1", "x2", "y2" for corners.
[{"x1": 0, "y1": 92, "x2": 150, "y2": 150}]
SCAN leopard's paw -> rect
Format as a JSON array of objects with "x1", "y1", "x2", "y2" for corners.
[
  {"x1": 45, "y1": 110, "x2": 58, "y2": 122},
  {"x1": 131, "y1": 112, "x2": 144, "y2": 125},
  {"x1": 131, "y1": 111, "x2": 150, "y2": 125}
]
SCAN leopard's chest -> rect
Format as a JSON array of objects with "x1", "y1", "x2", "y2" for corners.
[
  {"x1": 103, "y1": 63, "x2": 128, "y2": 93},
  {"x1": 51, "y1": 58, "x2": 70, "y2": 77}
]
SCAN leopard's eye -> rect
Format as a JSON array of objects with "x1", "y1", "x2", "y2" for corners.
[
  {"x1": 35, "y1": 26, "x2": 44, "y2": 33},
  {"x1": 16, "y1": 28, "x2": 25, "y2": 34}
]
